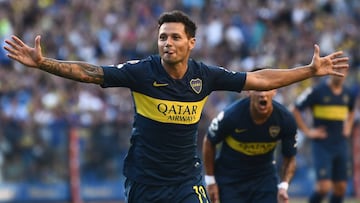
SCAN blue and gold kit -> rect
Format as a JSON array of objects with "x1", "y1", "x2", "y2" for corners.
[
  {"x1": 207, "y1": 98, "x2": 297, "y2": 186},
  {"x1": 295, "y1": 81, "x2": 356, "y2": 146},
  {"x1": 101, "y1": 55, "x2": 246, "y2": 185},
  {"x1": 295, "y1": 81, "x2": 356, "y2": 181}
]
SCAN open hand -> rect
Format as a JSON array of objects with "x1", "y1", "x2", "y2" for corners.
[
  {"x1": 4, "y1": 35, "x2": 44, "y2": 68},
  {"x1": 310, "y1": 44, "x2": 349, "y2": 77}
]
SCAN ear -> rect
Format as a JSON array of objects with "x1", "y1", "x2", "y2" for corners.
[{"x1": 189, "y1": 37, "x2": 196, "y2": 50}]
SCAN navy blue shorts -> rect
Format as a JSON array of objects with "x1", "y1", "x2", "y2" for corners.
[
  {"x1": 312, "y1": 141, "x2": 348, "y2": 181},
  {"x1": 218, "y1": 174, "x2": 278, "y2": 203},
  {"x1": 124, "y1": 176, "x2": 210, "y2": 203}
]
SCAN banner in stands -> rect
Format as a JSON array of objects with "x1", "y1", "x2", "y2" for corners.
[{"x1": 0, "y1": 182, "x2": 125, "y2": 202}]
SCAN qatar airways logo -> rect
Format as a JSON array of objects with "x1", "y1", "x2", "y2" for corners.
[
  {"x1": 132, "y1": 91, "x2": 207, "y2": 124},
  {"x1": 157, "y1": 103, "x2": 198, "y2": 122}
]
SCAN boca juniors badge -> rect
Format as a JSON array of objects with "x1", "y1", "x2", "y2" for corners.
[
  {"x1": 190, "y1": 78, "x2": 202, "y2": 94},
  {"x1": 269, "y1": 126, "x2": 280, "y2": 138}
]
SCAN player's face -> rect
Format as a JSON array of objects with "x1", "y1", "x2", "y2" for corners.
[
  {"x1": 158, "y1": 22, "x2": 195, "y2": 66},
  {"x1": 249, "y1": 90, "x2": 276, "y2": 115}
]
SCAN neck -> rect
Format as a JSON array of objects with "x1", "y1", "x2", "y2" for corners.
[
  {"x1": 250, "y1": 106, "x2": 273, "y2": 125},
  {"x1": 328, "y1": 79, "x2": 343, "y2": 95},
  {"x1": 161, "y1": 60, "x2": 188, "y2": 79}
]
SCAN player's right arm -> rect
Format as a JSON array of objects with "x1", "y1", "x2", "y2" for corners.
[
  {"x1": 202, "y1": 135, "x2": 219, "y2": 203},
  {"x1": 292, "y1": 107, "x2": 327, "y2": 139},
  {"x1": 291, "y1": 87, "x2": 328, "y2": 139},
  {"x1": 277, "y1": 156, "x2": 296, "y2": 203},
  {"x1": 4, "y1": 35, "x2": 104, "y2": 84}
]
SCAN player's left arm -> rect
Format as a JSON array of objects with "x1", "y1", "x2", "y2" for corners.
[
  {"x1": 343, "y1": 91, "x2": 357, "y2": 137},
  {"x1": 277, "y1": 156, "x2": 296, "y2": 203},
  {"x1": 343, "y1": 110, "x2": 355, "y2": 137},
  {"x1": 243, "y1": 44, "x2": 348, "y2": 91}
]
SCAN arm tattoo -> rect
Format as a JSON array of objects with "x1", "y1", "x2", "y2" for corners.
[{"x1": 39, "y1": 58, "x2": 104, "y2": 84}]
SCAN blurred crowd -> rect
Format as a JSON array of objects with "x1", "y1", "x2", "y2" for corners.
[{"x1": 0, "y1": 0, "x2": 359, "y2": 188}]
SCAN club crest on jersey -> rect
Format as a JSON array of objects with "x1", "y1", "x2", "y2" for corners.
[
  {"x1": 190, "y1": 78, "x2": 202, "y2": 94},
  {"x1": 323, "y1": 96, "x2": 331, "y2": 103},
  {"x1": 269, "y1": 126, "x2": 280, "y2": 138}
]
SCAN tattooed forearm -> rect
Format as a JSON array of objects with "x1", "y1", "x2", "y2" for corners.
[{"x1": 38, "y1": 58, "x2": 104, "y2": 84}]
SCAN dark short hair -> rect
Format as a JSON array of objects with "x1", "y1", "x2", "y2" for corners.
[{"x1": 158, "y1": 10, "x2": 197, "y2": 38}]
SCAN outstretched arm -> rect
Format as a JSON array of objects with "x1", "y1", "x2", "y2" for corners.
[
  {"x1": 4, "y1": 35, "x2": 104, "y2": 84},
  {"x1": 244, "y1": 44, "x2": 349, "y2": 90}
]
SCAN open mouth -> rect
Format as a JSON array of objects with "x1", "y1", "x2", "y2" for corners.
[
  {"x1": 164, "y1": 50, "x2": 174, "y2": 54},
  {"x1": 259, "y1": 100, "x2": 267, "y2": 106}
]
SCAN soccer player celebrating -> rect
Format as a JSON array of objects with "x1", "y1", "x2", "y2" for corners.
[
  {"x1": 4, "y1": 10, "x2": 348, "y2": 203},
  {"x1": 202, "y1": 74, "x2": 297, "y2": 203}
]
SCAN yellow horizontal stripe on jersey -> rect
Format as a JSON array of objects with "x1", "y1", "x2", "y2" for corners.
[
  {"x1": 313, "y1": 105, "x2": 348, "y2": 121},
  {"x1": 132, "y1": 91, "x2": 208, "y2": 125},
  {"x1": 225, "y1": 136, "x2": 277, "y2": 156}
]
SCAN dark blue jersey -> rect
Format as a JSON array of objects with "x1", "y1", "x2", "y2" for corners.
[
  {"x1": 207, "y1": 98, "x2": 297, "y2": 184},
  {"x1": 295, "y1": 81, "x2": 356, "y2": 146},
  {"x1": 101, "y1": 55, "x2": 246, "y2": 185}
]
